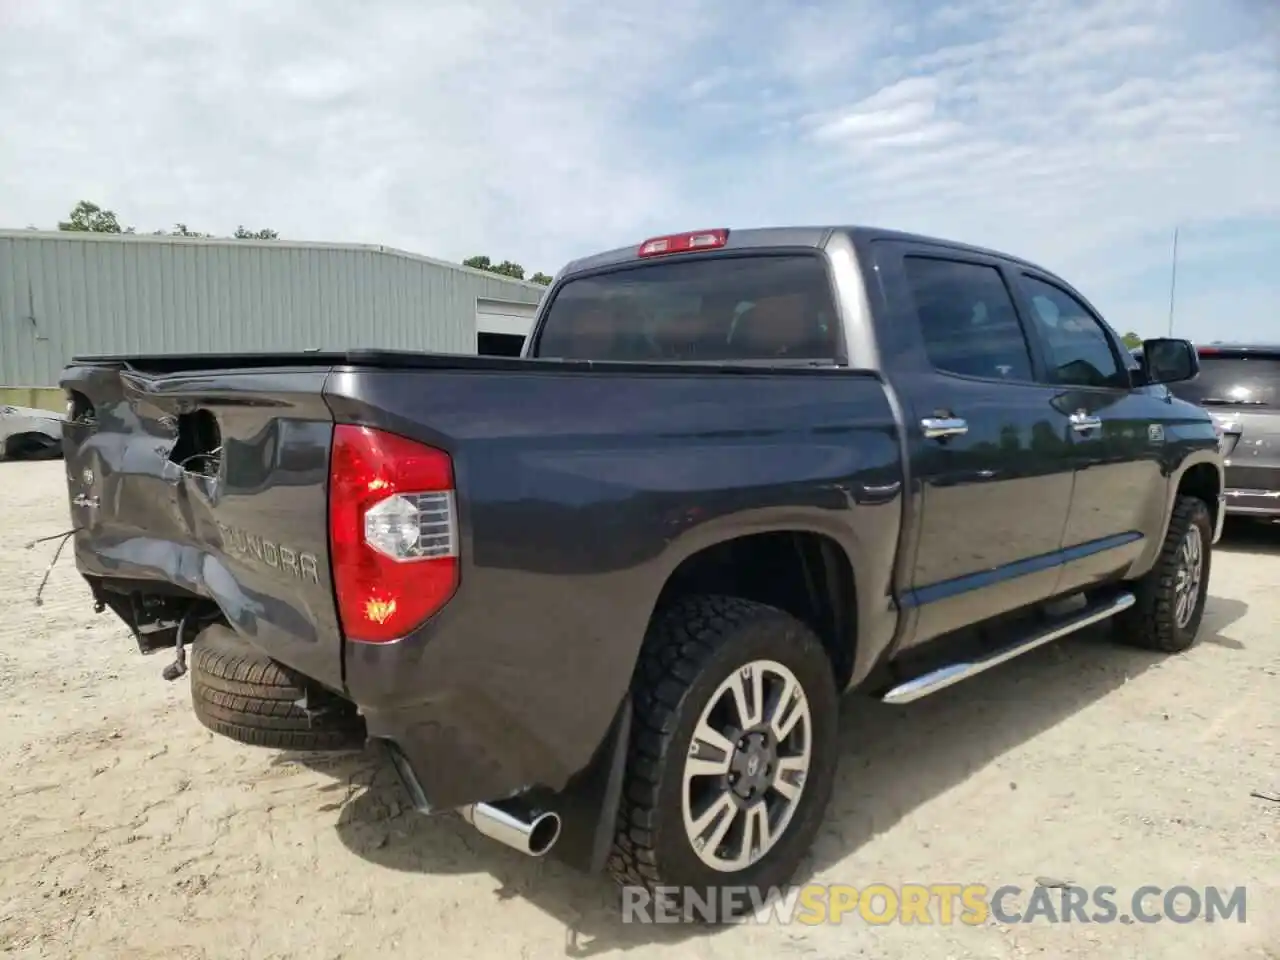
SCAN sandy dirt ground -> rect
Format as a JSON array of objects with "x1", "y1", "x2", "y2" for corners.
[{"x1": 0, "y1": 459, "x2": 1275, "y2": 960}]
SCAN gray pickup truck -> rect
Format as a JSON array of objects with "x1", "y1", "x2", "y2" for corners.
[{"x1": 60, "y1": 225, "x2": 1224, "y2": 910}]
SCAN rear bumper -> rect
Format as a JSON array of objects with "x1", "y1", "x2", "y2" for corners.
[
  {"x1": 1221, "y1": 461, "x2": 1280, "y2": 519},
  {"x1": 334, "y1": 570, "x2": 654, "y2": 874},
  {"x1": 375, "y1": 696, "x2": 633, "y2": 874},
  {"x1": 1222, "y1": 488, "x2": 1280, "y2": 519},
  {"x1": 360, "y1": 695, "x2": 573, "y2": 811},
  {"x1": 344, "y1": 626, "x2": 638, "y2": 815}
]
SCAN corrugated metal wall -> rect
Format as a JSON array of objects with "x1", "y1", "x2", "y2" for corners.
[{"x1": 0, "y1": 231, "x2": 545, "y2": 387}]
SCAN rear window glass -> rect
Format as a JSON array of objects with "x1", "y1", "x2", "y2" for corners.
[
  {"x1": 1170, "y1": 354, "x2": 1280, "y2": 406},
  {"x1": 532, "y1": 255, "x2": 840, "y2": 362},
  {"x1": 904, "y1": 256, "x2": 1033, "y2": 381}
]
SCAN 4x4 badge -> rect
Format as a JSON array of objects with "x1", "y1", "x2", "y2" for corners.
[{"x1": 1148, "y1": 424, "x2": 1165, "y2": 444}]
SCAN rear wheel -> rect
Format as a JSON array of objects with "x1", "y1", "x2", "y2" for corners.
[
  {"x1": 608, "y1": 596, "x2": 839, "y2": 918},
  {"x1": 190, "y1": 627, "x2": 365, "y2": 751},
  {"x1": 1116, "y1": 495, "x2": 1213, "y2": 653}
]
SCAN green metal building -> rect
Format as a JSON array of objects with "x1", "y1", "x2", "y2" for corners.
[{"x1": 0, "y1": 230, "x2": 545, "y2": 410}]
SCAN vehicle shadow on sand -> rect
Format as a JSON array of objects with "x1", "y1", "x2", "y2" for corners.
[
  {"x1": 1216, "y1": 517, "x2": 1280, "y2": 557},
  {"x1": 294, "y1": 594, "x2": 1249, "y2": 955}
]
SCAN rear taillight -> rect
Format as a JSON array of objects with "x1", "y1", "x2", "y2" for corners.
[
  {"x1": 1210, "y1": 415, "x2": 1243, "y2": 456},
  {"x1": 637, "y1": 228, "x2": 729, "y2": 257},
  {"x1": 328, "y1": 424, "x2": 459, "y2": 643}
]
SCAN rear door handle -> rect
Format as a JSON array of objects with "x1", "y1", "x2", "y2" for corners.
[
  {"x1": 921, "y1": 417, "x2": 968, "y2": 439},
  {"x1": 1070, "y1": 412, "x2": 1102, "y2": 432}
]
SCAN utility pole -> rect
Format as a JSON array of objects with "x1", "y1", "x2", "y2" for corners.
[{"x1": 1167, "y1": 225, "x2": 1180, "y2": 336}]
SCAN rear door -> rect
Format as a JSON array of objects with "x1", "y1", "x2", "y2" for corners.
[
  {"x1": 1168, "y1": 346, "x2": 1280, "y2": 511},
  {"x1": 871, "y1": 241, "x2": 1076, "y2": 646},
  {"x1": 1009, "y1": 272, "x2": 1165, "y2": 593}
]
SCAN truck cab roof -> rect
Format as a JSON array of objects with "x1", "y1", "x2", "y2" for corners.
[{"x1": 558, "y1": 225, "x2": 1045, "y2": 279}]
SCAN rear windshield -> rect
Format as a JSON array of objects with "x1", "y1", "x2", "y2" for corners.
[
  {"x1": 1170, "y1": 353, "x2": 1280, "y2": 407},
  {"x1": 532, "y1": 254, "x2": 840, "y2": 362}
]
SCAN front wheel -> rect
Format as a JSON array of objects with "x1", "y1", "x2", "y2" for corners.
[
  {"x1": 608, "y1": 596, "x2": 839, "y2": 917},
  {"x1": 1116, "y1": 495, "x2": 1213, "y2": 653}
]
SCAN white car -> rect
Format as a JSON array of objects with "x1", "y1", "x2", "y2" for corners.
[{"x1": 0, "y1": 404, "x2": 64, "y2": 460}]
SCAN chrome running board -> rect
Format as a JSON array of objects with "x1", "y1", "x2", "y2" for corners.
[{"x1": 882, "y1": 591, "x2": 1136, "y2": 705}]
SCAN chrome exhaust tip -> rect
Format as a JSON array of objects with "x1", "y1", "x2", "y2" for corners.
[{"x1": 460, "y1": 800, "x2": 562, "y2": 857}]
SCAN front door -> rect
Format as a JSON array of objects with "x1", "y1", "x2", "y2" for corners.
[
  {"x1": 872, "y1": 244, "x2": 1078, "y2": 646},
  {"x1": 1010, "y1": 271, "x2": 1163, "y2": 593}
]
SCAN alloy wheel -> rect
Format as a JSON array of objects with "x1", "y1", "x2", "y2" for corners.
[
  {"x1": 1173, "y1": 523, "x2": 1204, "y2": 629},
  {"x1": 680, "y1": 658, "x2": 812, "y2": 872}
]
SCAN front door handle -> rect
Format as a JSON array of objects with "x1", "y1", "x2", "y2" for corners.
[
  {"x1": 921, "y1": 416, "x2": 968, "y2": 439},
  {"x1": 1070, "y1": 412, "x2": 1102, "y2": 432}
]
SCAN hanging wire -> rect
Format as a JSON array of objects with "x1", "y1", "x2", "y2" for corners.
[
  {"x1": 161, "y1": 605, "x2": 197, "y2": 681},
  {"x1": 25, "y1": 529, "x2": 75, "y2": 606},
  {"x1": 177, "y1": 445, "x2": 222, "y2": 476}
]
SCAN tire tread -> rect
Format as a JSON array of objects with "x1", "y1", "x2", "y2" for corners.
[
  {"x1": 607, "y1": 595, "x2": 831, "y2": 893},
  {"x1": 1117, "y1": 495, "x2": 1212, "y2": 653},
  {"x1": 189, "y1": 629, "x2": 365, "y2": 751}
]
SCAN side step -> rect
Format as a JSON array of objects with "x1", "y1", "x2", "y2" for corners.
[{"x1": 882, "y1": 591, "x2": 1135, "y2": 705}]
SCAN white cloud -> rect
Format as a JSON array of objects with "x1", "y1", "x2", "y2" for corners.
[
  {"x1": 0, "y1": 0, "x2": 1276, "y2": 339},
  {"x1": 774, "y1": 0, "x2": 1280, "y2": 336},
  {"x1": 0, "y1": 0, "x2": 714, "y2": 268},
  {"x1": 809, "y1": 77, "x2": 945, "y2": 143}
]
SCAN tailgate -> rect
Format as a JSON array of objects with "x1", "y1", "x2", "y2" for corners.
[
  {"x1": 1220, "y1": 410, "x2": 1280, "y2": 491},
  {"x1": 60, "y1": 360, "x2": 346, "y2": 691},
  {"x1": 1175, "y1": 348, "x2": 1280, "y2": 491}
]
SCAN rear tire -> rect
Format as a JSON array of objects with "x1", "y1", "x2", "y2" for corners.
[
  {"x1": 1116, "y1": 495, "x2": 1213, "y2": 653},
  {"x1": 608, "y1": 595, "x2": 839, "y2": 920},
  {"x1": 190, "y1": 628, "x2": 365, "y2": 751}
]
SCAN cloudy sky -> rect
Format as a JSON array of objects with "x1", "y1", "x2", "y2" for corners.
[{"x1": 1, "y1": 0, "x2": 1277, "y2": 342}]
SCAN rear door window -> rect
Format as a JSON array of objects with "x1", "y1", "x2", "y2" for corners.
[
  {"x1": 1170, "y1": 352, "x2": 1280, "y2": 407},
  {"x1": 902, "y1": 256, "x2": 1035, "y2": 381},
  {"x1": 532, "y1": 255, "x2": 840, "y2": 361}
]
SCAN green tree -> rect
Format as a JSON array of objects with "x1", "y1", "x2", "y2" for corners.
[
  {"x1": 58, "y1": 200, "x2": 132, "y2": 234},
  {"x1": 168, "y1": 223, "x2": 212, "y2": 238},
  {"x1": 465, "y1": 255, "x2": 554, "y2": 284},
  {"x1": 56, "y1": 201, "x2": 281, "y2": 240},
  {"x1": 492, "y1": 260, "x2": 526, "y2": 280},
  {"x1": 1121, "y1": 331, "x2": 1143, "y2": 349}
]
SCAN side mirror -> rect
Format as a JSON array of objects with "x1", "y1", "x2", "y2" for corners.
[{"x1": 1141, "y1": 338, "x2": 1199, "y2": 385}]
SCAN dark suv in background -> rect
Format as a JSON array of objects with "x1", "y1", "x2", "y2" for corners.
[{"x1": 1166, "y1": 342, "x2": 1280, "y2": 519}]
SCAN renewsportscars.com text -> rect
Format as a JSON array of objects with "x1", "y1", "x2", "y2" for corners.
[{"x1": 622, "y1": 882, "x2": 1249, "y2": 925}]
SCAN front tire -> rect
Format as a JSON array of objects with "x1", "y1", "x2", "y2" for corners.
[
  {"x1": 608, "y1": 596, "x2": 839, "y2": 917},
  {"x1": 1116, "y1": 495, "x2": 1213, "y2": 653}
]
